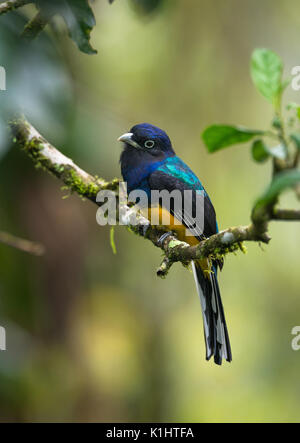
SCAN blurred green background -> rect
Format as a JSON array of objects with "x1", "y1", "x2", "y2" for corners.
[{"x1": 0, "y1": 0, "x2": 300, "y2": 423}]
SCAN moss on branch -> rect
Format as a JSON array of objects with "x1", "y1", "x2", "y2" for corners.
[
  {"x1": 10, "y1": 116, "x2": 300, "y2": 278},
  {"x1": 21, "y1": 11, "x2": 49, "y2": 40},
  {"x1": 0, "y1": 0, "x2": 32, "y2": 16},
  {"x1": 10, "y1": 117, "x2": 119, "y2": 202}
]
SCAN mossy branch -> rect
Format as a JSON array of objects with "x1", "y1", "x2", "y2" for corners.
[
  {"x1": 0, "y1": 0, "x2": 32, "y2": 16},
  {"x1": 0, "y1": 0, "x2": 52, "y2": 40},
  {"x1": 9, "y1": 117, "x2": 300, "y2": 278},
  {"x1": 10, "y1": 116, "x2": 119, "y2": 201},
  {"x1": 21, "y1": 10, "x2": 49, "y2": 40}
]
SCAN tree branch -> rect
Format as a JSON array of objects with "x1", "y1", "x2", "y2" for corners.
[
  {"x1": 157, "y1": 256, "x2": 173, "y2": 278},
  {"x1": 0, "y1": 0, "x2": 50, "y2": 40},
  {"x1": 9, "y1": 116, "x2": 299, "y2": 278},
  {"x1": 0, "y1": 0, "x2": 32, "y2": 16},
  {"x1": 272, "y1": 208, "x2": 300, "y2": 221},
  {"x1": 0, "y1": 230, "x2": 45, "y2": 256},
  {"x1": 21, "y1": 10, "x2": 50, "y2": 40},
  {"x1": 10, "y1": 116, "x2": 120, "y2": 200}
]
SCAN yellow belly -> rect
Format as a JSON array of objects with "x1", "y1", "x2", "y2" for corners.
[{"x1": 141, "y1": 205, "x2": 211, "y2": 275}]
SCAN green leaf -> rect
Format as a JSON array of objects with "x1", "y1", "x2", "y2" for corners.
[
  {"x1": 251, "y1": 48, "x2": 283, "y2": 105},
  {"x1": 251, "y1": 140, "x2": 270, "y2": 163},
  {"x1": 251, "y1": 140, "x2": 286, "y2": 163},
  {"x1": 37, "y1": 0, "x2": 97, "y2": 55},
  {"x1": 290, "y1": 133, "x2": 300, "y2": 151},
  {"x1": 287, "y1": 102, "x2": 300, "y2": 111},
  {"x1": 286, "y1": 102, "x2": 298, "y2": 110},
  {"x1": 295, "y1": 108, "x2": 300, "y2": 121},
  {"x1": 255, "y1": 170, "x2": 300, "y2": 207},
  {"x1": 202, "y1": 125, "x2": 264, "y2": 153},
  {"x1": 286, "y1": 103, "x2": 300, "y2": 123},
  {"x1": 63, "y1": 0, "x2": 97, "y2": 54}
]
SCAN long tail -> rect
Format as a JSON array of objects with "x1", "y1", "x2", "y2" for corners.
[{"x1": 192, "y1": 260, "x2": 232, "y2": 365}]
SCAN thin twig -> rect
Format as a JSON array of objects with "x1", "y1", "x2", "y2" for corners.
[
  {"x1": 157, "y1": 256, "x2": 173, "y2": 278},
  {"x1": 272, "y1": 209, "x2": 300, "y2": 221},
  {"x1": 0, "y1": 230, "x2": 45, "y2": 256},
  {"x1": 21, "y1": 11, "x2": 49, "y2": 40}
]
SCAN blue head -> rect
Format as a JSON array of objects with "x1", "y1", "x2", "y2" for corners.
[
  {"x1": 118, "y1": 123, "x2": 175, "y2": 191},
  {"x1": 119, "y1": 123, "x2": 174, "y2": 158}
]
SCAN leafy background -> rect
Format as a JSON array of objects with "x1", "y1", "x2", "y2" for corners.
[{"x1": 0, "y1": 0, "x2": 300, "y2": 422}]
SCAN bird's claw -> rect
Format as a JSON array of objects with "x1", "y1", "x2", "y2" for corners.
[{"x1": 158, "y1": 231, "x2": 174, "y2": 246}]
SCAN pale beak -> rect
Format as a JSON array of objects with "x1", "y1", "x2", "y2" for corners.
[{"x1": 117, "y1": 132, "x2": 141, "y2": 149}]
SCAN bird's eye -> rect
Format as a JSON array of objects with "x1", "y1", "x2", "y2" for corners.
[{"x1": 144, "y1": 140, "x2": 155, "y2": 149}]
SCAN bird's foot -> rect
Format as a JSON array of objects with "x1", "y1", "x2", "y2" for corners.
[{"x1": 158, "y1": 231, "x2": 174, "y2": 247}]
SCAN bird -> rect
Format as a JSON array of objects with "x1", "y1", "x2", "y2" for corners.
[{"x1": 118, "y1": 123, "x2": 232, "y2": 365}]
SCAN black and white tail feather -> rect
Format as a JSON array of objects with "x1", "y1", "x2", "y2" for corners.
[{"x1": 192, "y1": 261, "x2": 232, "y2": 365}]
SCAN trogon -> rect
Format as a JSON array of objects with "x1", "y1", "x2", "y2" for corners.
[{"x1": 118, "y1": 123, "x2": 232, "y2": 365}]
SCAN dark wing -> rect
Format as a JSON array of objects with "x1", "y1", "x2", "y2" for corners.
[{"x1": 148, "y1": 169, "x2": 217, "y2": 240}]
